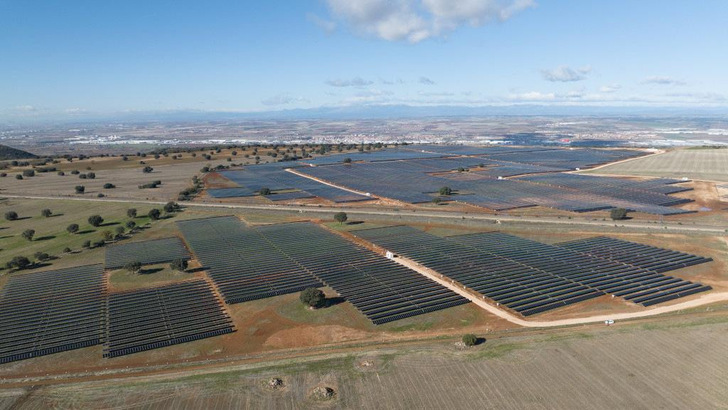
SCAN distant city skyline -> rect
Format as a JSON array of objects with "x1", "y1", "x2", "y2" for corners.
[{"x1": 1, "y1": 0, "x2": 727, "y2": 121}]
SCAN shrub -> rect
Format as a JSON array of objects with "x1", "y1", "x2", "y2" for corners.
[
  {"x1": 41, "y1": 208, "x2": 52, "y2": 217},
  {"x1": 88, "y1": 214, "x2": 104, "y2": 227},
  {"x1": 22, "y1": 169, "x2": 35, "y2": 177},
  {"x1": 57, "y1": 171, "x2": 65, "y2": 176},
  {"x1": 34, "y1": 251, "x2": 50, "y2": 261},
  {"x1": 82, "y1": 240, "x2": 91, "y2": 248},
  {"x1": 115, "y1": 226, "x2": 125, "y2": 235},
  {"x1": 170, "y1": 259, "x2": 188, "y2": 271},
  {"x1": 70, "y1": 169, "x2": 80, "y2": 175},
  {"x1": 63, "y1": 247, "x2": 72, "y2": 253},
  {"x1": 15, "y1": 174, "x2": 22, "y2": 180},
  {"x1": 124, "y1": 261, "x2": 142, "y2": 273},
  {"x1": 343, "y1": 157, "x2": 352, "y2": 163},
  {"x1": 75, "y1": 185, "x2": 85, "y2": 194},
  {"x1": 439, "y1": 186, "x2": 452, "y2": 196},
  {"x1": 142, "y1": 166, "x2": 154, "y2": 173},
  {"x1": 101, "y1": 230, "x2": 114, "y2": 241},
  {"x1": 300, "y1": 287, "x2": 325, "y2": 308},
  {"x1": 334, "y1": 212, "x2": 348, "y2": 225},
  {"x1": 79, "y1": 173, "x2": 87, "y2": 179},
  {"x1": 148, "y1": 208, "x2": 161, "y2": 220},
  {"x1": 5, "y1": 211, "x2": 18, "y2": 221},
  {"x1": 67, "y1": 223, "x2": 79, "y2": 234},
  {"x1": 103, "y1": 183, "x2": 115, "y2": 189},
  {"x1": 432, "y1": 197, "x2": 442, "y2": 204},
  {"x1": 21, "y1": 229, "x2": 35, "y2": 241},
  {"x1": 6, "y1": 256, "x2": 31, "y2": 270},
  {"x1": 97, "y1": 193, "x2": 105, "y2": 198},
  {"x1": 462, "y1": 334, "x2": 478, "y2": 347},
  {"x1": 87, "y1": 172, "x2": 96, "y2": 179},
  {"x1": 259, "y1": 187, "x2": 271, "y2": 196},
  {"x1": 610, "y1": 208, "x2": 628, "y2": 220},
  {"x1": 127, "y1": 208, "x2": 137, "y2": 218},
  {"x1": 164, "y1": 201, "x2": 180, "y2": 213}
]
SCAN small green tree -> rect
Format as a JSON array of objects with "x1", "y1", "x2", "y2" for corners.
[
  {"x1": 67, "y1": 223, "x2": 80, "y2": 234},
  {"x1": 610, "y1": 208, "x2": 628, "y2": 221},
  {"x1": 334, "y1": 212, "x2": 348, "y2": 225},
  {"x1": 82, "y1": 240, "x2": 91, "y2": 248},
  {"x1": 142, "y1": 166, "x2": 154, "y2": 173},
  {"x1": 125, "y1": 220, "x2": 136, "y2": 230},
  {"x1": 115, "y1": 226, "x2": 125, "y2": 236},
  {"x1": 34, "y1": 251, "x2": 50, "y2": 261},
  {"x1": 103, "y1": 183, "x2": 115, "y2": 189},
  {"x1": 127, "y1": 208, "x2": 137, "y2": 218},
  {"x1": 300, "y1": 287, "x2": 325, "y2": 309},
  {"x1": 259, "y1": 187, "x2": 271, "y2": 196},
  {"x1": 88, "y1": 214, "x2": 104, "y2": 227},
  {"x1": 163, "y1": 201, "x2": 179, "y2": 213},
  {"x1": 4, "y1": 211, "x2": 18, "y2": 221},
  {"x1": 462, "y1": 334, "x2": 478, "y2": 347},
  {"x1": 170, "y1": 259, "x2": 188, "y2": 272},
  {"x1": 124, "y1": 261, "x2": 142, "y2": 273},
  {"x1": 6, "y1": 256, "x2": 31, "y2": 270},
  {"x1": 101, "y1": 230, "x2": 114, "y2": 241},
  {"x1": 343, "y1": 157, "x2": 352, "y2": 163},
  {"x1": 41, "y1": 208, "x2": 52, "y2": 217},
  {"x1": 22, "y1": 229, "x2": 35, "y2": 241},
  {"x1": 148, "y1": 208, "x2": 161, "y2": 220},
  {"x1": 75, "y1": 185, "x2": 85, "y2": 194},
  {"x1": 432, "y1": 197, "x2": 442, "y2": 204},
  {"x1": 439, "y1": 186, "x2": 452, "y2": 196}
]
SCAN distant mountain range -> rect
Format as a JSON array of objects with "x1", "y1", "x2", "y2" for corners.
[{"x1": 0, "y1": 145, "x2": 37, "y2": 160}]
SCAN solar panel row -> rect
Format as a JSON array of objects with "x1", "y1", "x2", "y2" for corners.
[
  {"x1": 0, "y1": 264, "x2": 106, "y2": 364},
  {"x1": 104, "y1": 237, "x2": 190, "y2": 269},
  {"x1": 104, "y1": 279, "x2": 234, "y2": 358}
]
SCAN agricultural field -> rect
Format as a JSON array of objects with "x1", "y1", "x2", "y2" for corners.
[
  {"x1": 1, "y1": 316, "x2": 726, "y2": 409},
  {"x1": 586, "y1": 148, "x2": 728, "y2": 182}
]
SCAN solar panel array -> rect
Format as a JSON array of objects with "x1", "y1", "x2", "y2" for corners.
[
  {"x1": 104, "y1": 279, "x2": 234, "y2": 358},
  {"x1": 0, "y1": 265, "x2": 106, "y2": 364},
  {"x1": 254, "y1": 222, "x2": 469, "y2": 324},
  {"x1": 353, "y1": 226, "x2": 713, "y2": 314},
  {"x1": 353, "y1": 227, "x2": 602, "y2": 316},
  {"x1": 104, "y1": 237, "x2": 190, "y2": 269},
  {"x1": 558, "y1": 236, "x2": 713, "y2": 274},
  {"x1": 448, "y1": 232, "x2": 712, "y2": 308}
]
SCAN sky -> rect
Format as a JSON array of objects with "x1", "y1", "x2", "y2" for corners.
[{"x1": 1, "y1": 0, "x2": 727, "y2": 121}]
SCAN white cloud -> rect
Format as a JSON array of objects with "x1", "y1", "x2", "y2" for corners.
[
  {"x1": 508, "y1": 91, "x2": 556, "y2": 101},
  {"x1": 419, "y1": 76, "x2": 435, "y2": 85},
  {"x1": 324, "y1": 0, "x2": 535, "y2": 43},
  {"x1": 306, "y1": 13, "x2": 337, "y2": 34},
  {"x1": 14, "y1": 105, "x2": 37, "y2": 112},
  {"x1": 642, "y1": 76, "x2": 686, "y2": 86},
  {"x1": 261, "y1": 94, "x2": 308, "y2": 106},
  {"x1": 541, "y1": 65, "x2": 590, "y2": 82},
  {"x1": 599, "y1": 84, "x2": 621, "y2": 93},
  {"x1": 325, "y1": 77, "x2": 374, "y2": 87}
]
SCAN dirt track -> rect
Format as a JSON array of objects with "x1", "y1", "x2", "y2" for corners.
[{"x1": 394, "y1": 255, "x2": 728, "y2": 328}]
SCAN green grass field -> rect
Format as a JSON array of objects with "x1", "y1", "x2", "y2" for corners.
[{"x1": 585, "y1": 148, "x2": 728, "y2": 182}]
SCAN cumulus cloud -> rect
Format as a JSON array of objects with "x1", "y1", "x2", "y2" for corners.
[
  {"x1": 261, "y1": 94, "x2": 308, "y2": 106},
  {"x1": 419, "y1": 76, "x2": 435, "y2": 85},
  {"x1": 323, "y1": 0, "x2": 535, "y2": 43},
  {"x1": 326, "y1": 77, "x2": 374, "y2": 87},
  {"x1": 541, "y1": 65, "x2": 591, "y2": 82},
  {"x1": 642, "y1": 76, "x2": 686, "y2": 86}
]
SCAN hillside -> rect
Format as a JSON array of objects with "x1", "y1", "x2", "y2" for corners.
[{"x1": 0, "y1": 144, "x2": 37, "y2": 160}]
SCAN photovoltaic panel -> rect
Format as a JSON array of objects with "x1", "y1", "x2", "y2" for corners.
[{"x1": 104, "y1": 237, "x2": 190, "y2": 269}]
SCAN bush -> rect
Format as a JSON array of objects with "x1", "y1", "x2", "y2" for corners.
[
  {"x1": 88, "y1": 214, "x2": 104, "y2": 227},
  {"x1": 79, "y1": 173, "x2": 87, "y2": 179},
  {"x1": 343, "y1": 157, "x2": 352, "y2": 163},
  {"x1": 22, "y1": 169, "x2": 35, "y2": 177},
  {"x1": 6, "y1": 256, "x2": 31, "y2": 270},
  {"x1": 127, "y1": 208, "x2": 137, "y2": 218},
  {"x1": 334, "y1": 212, "x2": 348, "y2": 225},
  {"x1": 15, "y1": 174, "x2": 22, "y2": 180},
  {"x1": 82, "y1": 240, "x2": 91, "y2": 248},
  {"x1": 41, "y1": 208, "x2": 52, "y2": 217},
  {"x1": 67, "y1": 223, "x2": 79, "y2": 234},
  {"x1": 125, "y1": 220, "x2": 136, "y2": 230},
  {"x1": 300, "y1": 287, "x2": 325, "y2": 308},
  {"x1": 103, "y1": 183, "x2": 115, "y2": 189},
  {"x1": 259, "y1": 187, "x2": 271, "y2": 196},
  {"x1": 462, "y1": 334, "x2": 478, "y2": 347},
  {"x1": 163, "y1": 201, "x2": 180, "y2": 213},
  {"x1": 610, "y1": 208, "x2": 628, "y2": 220},
  {"x1": 124, "y1": 261, "x2": 142, "y2": 273},
  {"x1": 142, "y1": 166, "x2": 154, "y2": 173},
  {"x1": 97, "y1": 193, "x2": 105, "y2": 198},
  {"x1": 21, "y1": 229, "x2": 35, "y2": 241},
  {"x1": 57, "y1": 171, "x2": 65, "y2": 176},
  {"x1": 5, "y1": 211, "x2": 18, "y2": 221},
  {"x1": 148, "y1": 208, "x2": 161, "y2": 220},
  {"x1": 63, "y1": 247, "x2": 72, "y2": 253},
  {"x1": 75, "y1": 185, "x2": 85, "y2": 194},
  {"x1": 34, "y1": 251, "x2": 50, "y2": 261},
  {"x1": 432, "y1": 197, "x2": 442, "y2": 204},
  {"x1": 439, "y1": 186, "x2": 452, "y2": 196},
  {"x1": 101, "y1": 230, "x2": 114, "y2": 241},
  {"x1": 87, "y1": 172, "x2": 96, "y2": 179},
  {"x1": 170, "y1": 259, "x2": 188, "y2": 272},
  {"x1": 115, "y1": 226, "x2": 125, "y2": 235}
]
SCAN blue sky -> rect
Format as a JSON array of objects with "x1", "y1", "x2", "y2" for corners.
[{"x1": 1, "y1": 0, "x2": 727, "y2": 120}]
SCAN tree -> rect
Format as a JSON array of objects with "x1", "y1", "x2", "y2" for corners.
[
  {"x1": 439, "y1": 186, "x2": 452, "y2": 196},
  {"x1": 82, "y1": 240, "x2": 91, "y2": 248},
  {"x1": 103, "y1": 183, "x2": 115, "y2": 189},
  {"x1": 259, "y1": 187, "x2": 271, "y2": 196},
  {"x1": 142, "y1": 166, "x2": 154, "y2": 173},
  {"x1": 6, "y1": 256, "x2": 31, "y2": 270},
  {"x1": 21, "y1": 229, "x2": 35, "y2": 241},
  {"x1": 148, "y1": 208, "x2": 161, "y2": 220},
  {"x1": 300, "y1": 287, "x2": 325, "y2": 309},
  {"x1": 163, "y1": 201, "x2": 179, "y2": 213},
  {"x1": 15, "y1": 174, "x2": 22, "y2": 180},
  {"x1": 334, "y1": 212, "x2": 348, "y2": 225},
  {"x1": 41, "y1": 208, "x2": 52, "y2": 217},
  {"x1": 67, "y1": 223, "x2": 79, "y2": 234},
  {"x1": 115, "y1": 226, "x2": 125, "y2": 236},
  {"x1": 88, "y1": 214, "x2": 104, "y2": 227},
  {"x1": 63, "y1": 247, "x2": 72, "y2": 253},
  {"x1": 22, "y1": 169, "x2": 35, "y2": 177},
  {"x1": 343, "y1": 157, "x2": 352, "y2": 164},
  {"x1": 170, "y1": 259, "x2": 188, "y2": 272},
  {"x1": 124, "y1": 261, "x2": 142, "y2": 273},
  {"x1": 34, "y1": 251, "x2": 50, "y2": 261},
  {"x1": 4, "y1": 211, "x2": 18, "y2": 221},
  {"x1": 75, "y1": 185, "x2": 85, "y2": 194},
  {"x1": 431, "y1": 197, "x2": 442, "y2": 204},
  {"x1": 127, "y1": 208, "x2": 137, "y2": 218},
  {"x1": 462, "y1": 334, "x2": 478, "y2": 347},
  {"x1": 610, "y1": 208, "x2": 628, "y2": 221},
  {"x1": 87, "y1": 172, "x2": 96, "y2": 179},
  {"x1": 125, "y1": 220, "x2": 136, "y2": 230},
  {"x1": 101, "y1": 230, "x2": 114, "y2": 241}
]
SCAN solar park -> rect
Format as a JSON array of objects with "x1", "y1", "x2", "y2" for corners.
[
  {"x1": 104, "y1": 237, "x2": 190, "y2": 269},
  {"x1": 203, "y1": 146, "x2": 697, "y2": 216},
  {"x1": 177, "y1": 216, "x2": 468, "y2": 324},
  {"x1": 353, "y1": 226, "x2": 713, "y2": 314}
]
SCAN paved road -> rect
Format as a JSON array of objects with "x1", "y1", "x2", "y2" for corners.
[{"x1": 2, "y1": 194, "x2": 726, "y2": 234}]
